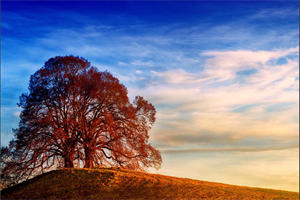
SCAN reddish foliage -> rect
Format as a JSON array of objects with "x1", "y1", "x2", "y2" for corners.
[{"x1": 2, "y1": 56, "x2": 161, "y2": 185}]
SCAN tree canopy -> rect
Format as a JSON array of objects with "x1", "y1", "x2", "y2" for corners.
[{"x1": 1, "y1": 56, "x2": 161, "y2": 187}]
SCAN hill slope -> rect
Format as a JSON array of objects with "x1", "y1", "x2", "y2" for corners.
[{"x1": 1, "y1": 168, "x2": 299, "y2": 200}]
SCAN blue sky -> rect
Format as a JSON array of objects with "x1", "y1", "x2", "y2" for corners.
[{"x1": 1, "y1": 1, "x2": 299, "y2": 191}]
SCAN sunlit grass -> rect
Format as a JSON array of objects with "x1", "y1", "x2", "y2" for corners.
[{"x1": 2, "y1": 168, "x2": 299, "y2": 199}]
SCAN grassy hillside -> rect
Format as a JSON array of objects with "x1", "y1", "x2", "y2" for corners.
[{"x1": 1, "y1": 168, "x2": 299, "y2": 200}]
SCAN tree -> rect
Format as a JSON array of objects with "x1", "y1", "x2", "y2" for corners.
[{"x1": 2, "y1": 56, "x2": 161, "y2": 186}]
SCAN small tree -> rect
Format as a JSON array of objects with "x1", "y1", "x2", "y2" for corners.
[{"x1": 2, "y1": 56, "x2": 161, "y2": 186}]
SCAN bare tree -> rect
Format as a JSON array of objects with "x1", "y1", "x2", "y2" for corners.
[{"x1": 1, "y1": 56, "x2": 161, "y2": 187}]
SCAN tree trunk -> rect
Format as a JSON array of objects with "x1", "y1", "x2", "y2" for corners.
[
  {"x1": 84, "y1": 148, "x2": 94, "y2": 168},
  {"x1": 64, "y1": 158, "x2": 74, "y2": 168},
  {"x1": 64, "y1": 151, "x2": 75, "y2": 168}
]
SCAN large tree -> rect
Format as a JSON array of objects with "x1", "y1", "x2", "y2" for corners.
[{"x1": 2, "y1": 56, "x2": 161, "y2": 185}]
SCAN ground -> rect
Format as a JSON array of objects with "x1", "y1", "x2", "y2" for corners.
[{"x1": 1, "y1": 168, "x2": 299, "y2": 200}]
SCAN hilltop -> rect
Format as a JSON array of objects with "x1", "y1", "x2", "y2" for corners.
[{"x1": 1, "y1": 168, "x2": 299, "y2": 200}]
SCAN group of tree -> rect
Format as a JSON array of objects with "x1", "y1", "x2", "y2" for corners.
[{"x1": 1, "y1": 56, "x2": 161, "y2": 188}]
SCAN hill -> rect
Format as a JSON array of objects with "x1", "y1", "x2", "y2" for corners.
[{"x1": 1, "y1": 168, "x2": 299, "y2": 200}]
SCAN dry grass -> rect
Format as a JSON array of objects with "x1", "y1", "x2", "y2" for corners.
[{"x1": 1, "y1": 168, "x2": 299, "y2": 200}]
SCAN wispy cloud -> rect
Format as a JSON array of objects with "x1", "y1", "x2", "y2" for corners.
[
  {"x1": 2, "y1": 1, "x2": 298, "y2": 192},
  {"x1": 201, "y1": 47, "x2": 298, "y2": 81},
  {"x1": 161, "y1": 144, "x2": 299, "y2": 154},
  {"x1": 127, "y1": 47, "x2": 299, "y2": 151}
]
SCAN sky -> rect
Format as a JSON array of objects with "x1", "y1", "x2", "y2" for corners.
[{"x1": 1, "y1": 0, "x2": 299, "y2": 192}]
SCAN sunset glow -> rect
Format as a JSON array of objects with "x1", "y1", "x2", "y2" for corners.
[{"x1": 1, "y1": 1, "x2": 299, "y2": 192}]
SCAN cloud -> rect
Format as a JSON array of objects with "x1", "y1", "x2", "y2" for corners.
[
  {"x1": 201, "y1": 47, "x2": 298, "y2": 81},
  {"x1": 151, "y1": 69, "x2": 205, "y2": 85},
  {"x1": 2, "y1": 3, "x2": 298, "y2": 150},
  {"x1": 250, "y1": 7, "x2": 299, "y2": 20},
  {"x1": 127, "y1": 47, "x2": 299, "y2": 150},
  {"x1": 2, "y1": 3, "x2": 298, "y2": 193},
  {"x1": 135, "y1": 70, "x2": 143, "y2": 74},
  {"x1": 156, "y1": 131, "x2": 237, "y2": 146},
  {"x1": 161, "y1": 144, "x2": 299, "y2": 154}
]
